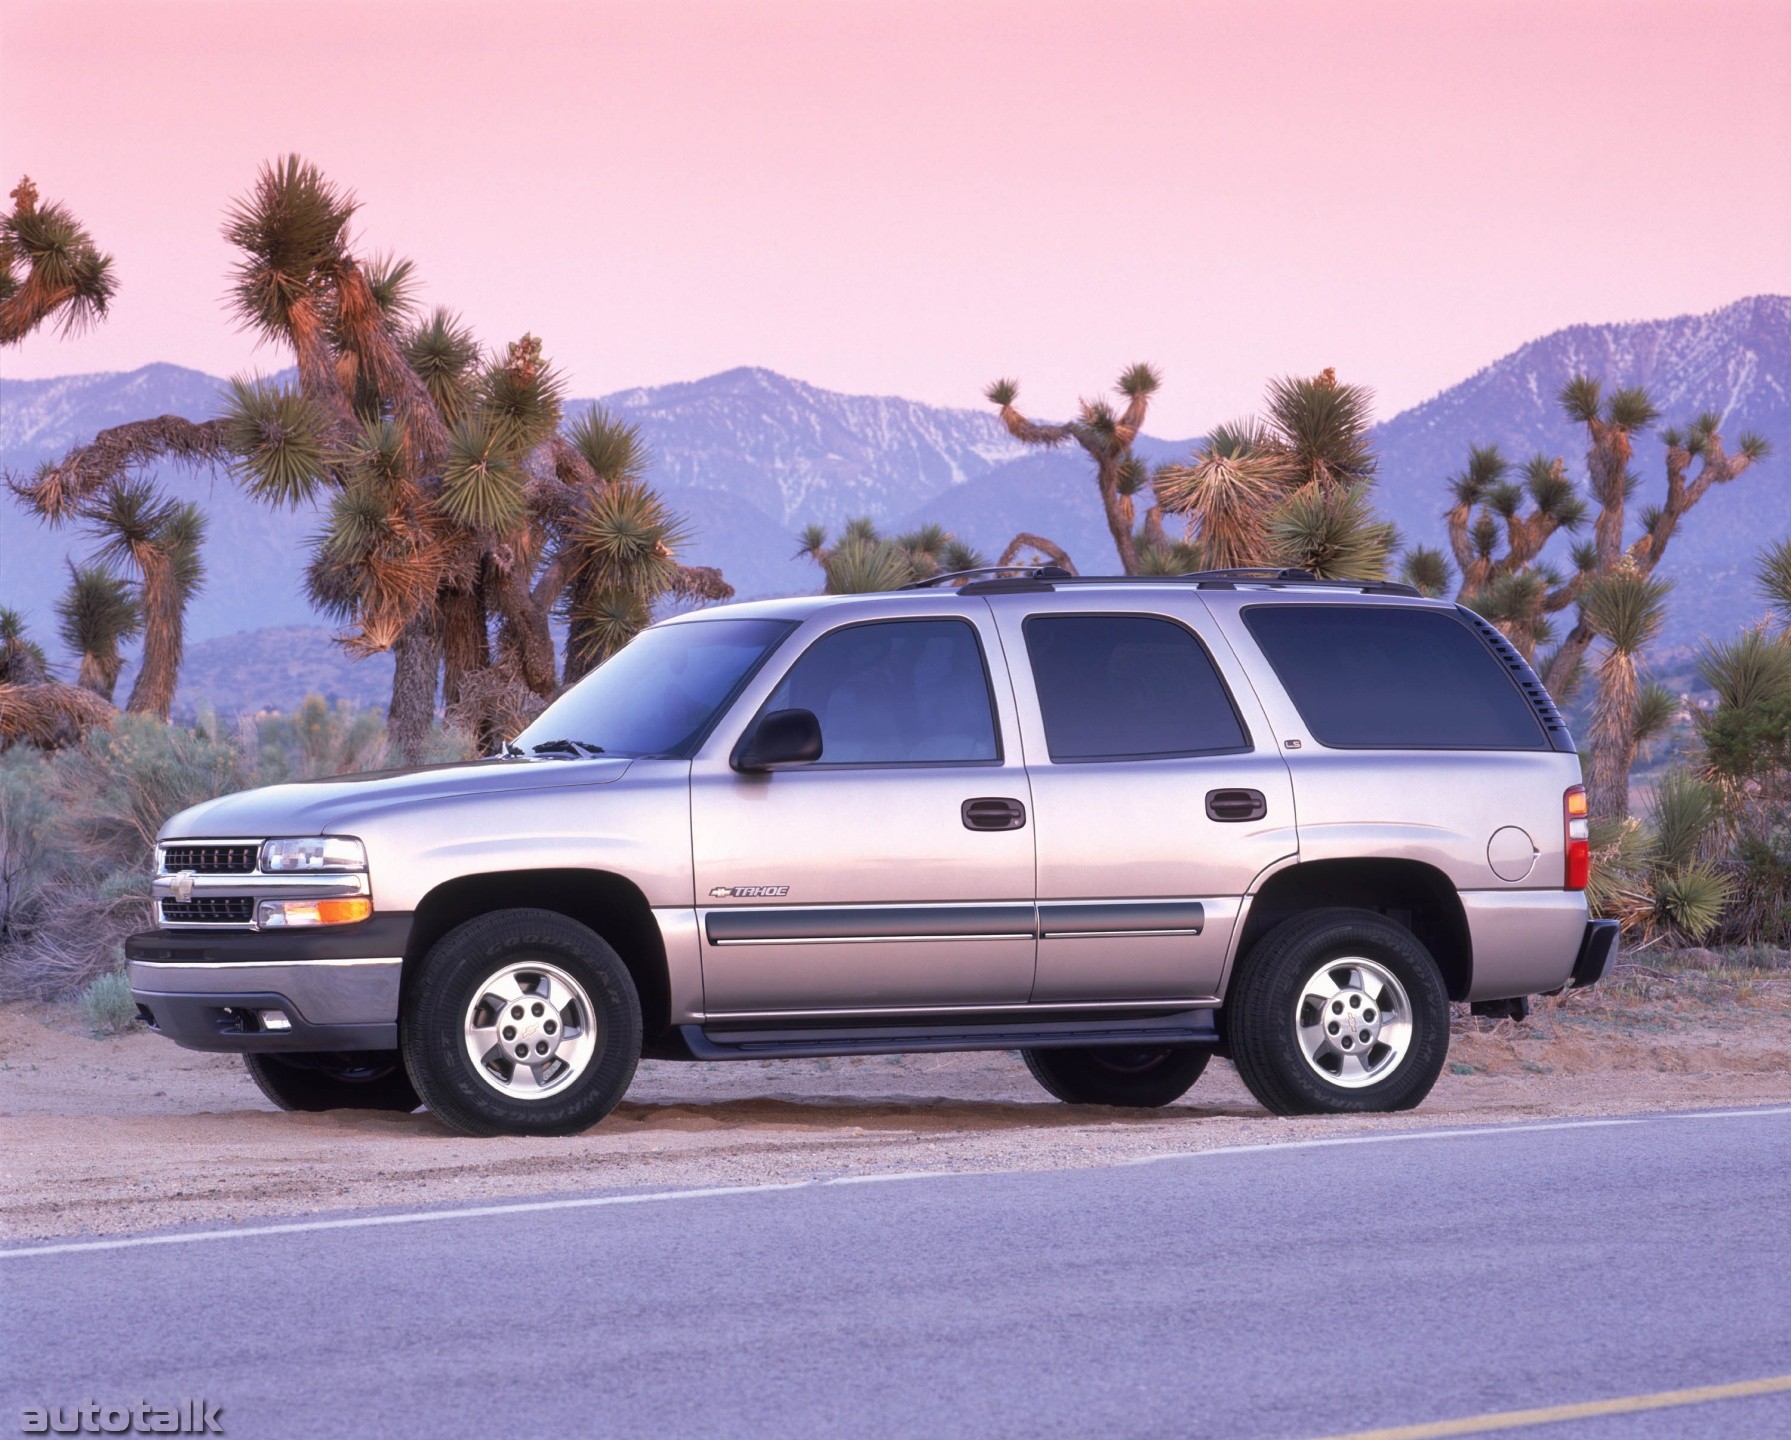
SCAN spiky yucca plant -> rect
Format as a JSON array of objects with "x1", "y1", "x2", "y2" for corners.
[
  {"x1": 55, "y1": 565, "x2": 142, "y2": 701},
  {"x1": 0, "y1": 609, "x2": 50, "y2": 686},
  {"x1": 1583, "y1": 570, "x2": 1670, "y2": 822},
  {"x1": 1157, "y1": 370, "x2": 1394, "y2": 581},
  {"x1": 1399, "y1": 546, "x2": 1453, "y2": 599},
  {"x1": 1152, "y1": 420, "x2": 1280, "y2": 570},
  {"x1": 796, "y1": 519, "x2": 983, "y2": 593},
  {"x1": 0, "y1": 177, "x2": 116, "y2": 346}
]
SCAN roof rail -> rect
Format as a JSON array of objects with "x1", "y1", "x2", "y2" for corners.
[
  {"x1": 901, "y1": 564, "x2": 1074, "y2": 590},
  {"x1": 1180, "y1": 569, "x2": 1423, "y2": 596},
  {"x1": 897, "y1": 564, "x2": 1422, "y2": 598}
]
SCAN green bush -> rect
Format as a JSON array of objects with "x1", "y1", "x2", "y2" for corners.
[{"x1": 79, "y1": 966, "x2": 139, "y2": 1034}]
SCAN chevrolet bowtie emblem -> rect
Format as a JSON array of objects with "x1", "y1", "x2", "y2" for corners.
[{"x1": 171, "y1": 870, "x2": 196, "y2": 903}]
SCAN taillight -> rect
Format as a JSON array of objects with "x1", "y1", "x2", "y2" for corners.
[{"x1": 1564, "y1": 785, "x2": 1589, "y2": 890}]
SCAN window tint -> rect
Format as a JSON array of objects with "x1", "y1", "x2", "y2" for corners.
[
  {"x1": 1242, "y1": 604, "x2": 1547, "y2": 750},
  {"x1": 1023, "y1": 614, "x2": 1248, "y2": 762},
  {"x1": 761, "y1": 619, "x2": 1000, "y2": 764}
]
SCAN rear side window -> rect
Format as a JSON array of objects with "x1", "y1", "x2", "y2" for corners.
[
  {"x1": 1242, "y1": 604, "x2": 1547, "y2": 750},
  {"x1": 1023, "y1": 614, "x2": 1249, "y2": 762}
]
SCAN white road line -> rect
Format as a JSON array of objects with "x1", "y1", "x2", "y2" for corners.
[{"x1": 4, "y1": 1106, "x2": 1787, "y2": 1262}]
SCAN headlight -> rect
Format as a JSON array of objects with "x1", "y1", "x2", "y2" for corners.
[
  {"x1": 258, "y1": 897, "x2": 374, "y2": 928},
  {"x1": 259, "y1": 837, "x2": 367, "y2": 872}
]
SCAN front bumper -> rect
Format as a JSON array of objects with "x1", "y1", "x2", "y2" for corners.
[{"x1": 126, "y1": 915, "x2": 410, "y2": 1053}]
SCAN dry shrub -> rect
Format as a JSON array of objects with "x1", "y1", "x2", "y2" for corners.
[
  {"x1": 0, "y1": 700, "x2": 468, "y2": 1000},
  {"x1": 0, "y1": 681, "x2": 115, "y2": 749}
]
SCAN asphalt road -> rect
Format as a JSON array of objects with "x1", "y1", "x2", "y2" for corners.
[{"x1": 5, "y1": 1108, "x2": 1791, "y2": 1440}]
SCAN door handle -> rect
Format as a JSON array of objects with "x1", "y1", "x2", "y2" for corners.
[
  {"x1": 962, "y1": 797, "x2": 1026, "y2": 831},
  {"x1": 1205, "y1": 788, "x2": 1267, "y2": 822}
]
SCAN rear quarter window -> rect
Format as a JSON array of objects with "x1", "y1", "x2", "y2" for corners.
[{"x1": 1242, "y1": 603, "x2": 1548, "y2": 751}]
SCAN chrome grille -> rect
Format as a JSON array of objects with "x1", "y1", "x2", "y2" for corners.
[
  {"x1": 161, "y1": 844, "x2": 258, "y2": 875},
  {"x1": 160, "y1": 896, "x2": 256, "y2": 925}
]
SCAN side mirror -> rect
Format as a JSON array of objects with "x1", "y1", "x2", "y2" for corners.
[{"x1": 733, "y1": 708, "x2": 823, "y2": 772}]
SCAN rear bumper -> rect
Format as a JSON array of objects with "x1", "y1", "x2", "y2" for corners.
[
  {"x1": 1570, "y1": 918, "x2": 1620, "y2": 990},
  {"x1": 1460, "y1": 890, "x2": 1590, "y2": 1001},
  {"x1": 126, "y1": 916, "x2": 408, "y2": 1053}
]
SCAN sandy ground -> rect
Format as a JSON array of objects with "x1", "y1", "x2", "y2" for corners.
[{"x1": 3, "y1": 965, "x2": 1788, "y2": 1243}]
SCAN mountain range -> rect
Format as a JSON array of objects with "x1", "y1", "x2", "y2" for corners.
[{"x1": 3, "y1": 294, "x2": 1787, "y2": 713}]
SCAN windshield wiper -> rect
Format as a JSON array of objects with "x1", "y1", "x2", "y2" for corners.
[
  {"x1": 530, "y1": 738, "x2": 605, "y2": 758},
  {"x1": 501, "y1": 741, "x2": 525, "y2": 758}
]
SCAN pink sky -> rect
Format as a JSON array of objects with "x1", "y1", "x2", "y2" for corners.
[{"x1": 3, "y1": 0, "x2": 1788, "y2": 435}]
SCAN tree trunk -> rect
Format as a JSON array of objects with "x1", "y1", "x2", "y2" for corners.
[
  {"x1": 1096, "y1": 461, "x2": 1140, "y2": 574},
  {"x1": 124, "y1": 553, "x2": 182, "y2": 721},
  {"x1": 1541, "y1": 619, "x2": 1596, "y2": 702},
  {"x1": 1587, "y1": 649, "x2": 1638, "y2": 824},
  {"x1": 388, "y1": 616, "x2": 441, "y2": 765},
  {"x1": 439, "y1": 586, "x2": 489, "y2": 712},
  {"x1": 75, "y1": 651, "x2": 120, "y2": 703}
]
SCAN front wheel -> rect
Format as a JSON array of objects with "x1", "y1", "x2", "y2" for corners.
[
  {"x1": 244, "y1": 1052, "x2": 420, "y2": 1113},
  {"x1": 402, "y1": 908, "x2": 642, "y2": 1137},
  {"x1": 1022, "y1": 1044, "x2": 1210, "y2": 1107},
  {"x1": 1228, "y1": 907, "x2": 1450, "y2": 1116}
]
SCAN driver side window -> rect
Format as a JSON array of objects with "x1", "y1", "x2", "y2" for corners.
[{"x1": 760, "y1": 619, "x2": 1000, "y2": 765}]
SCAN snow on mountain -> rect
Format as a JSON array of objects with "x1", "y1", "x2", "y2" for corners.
[
  {"x1": 598, "y1": 365, "x2": 1026, "y2": 528},
  {"x1": 4, "y1": 295, "x2": 1786, "y2": 709},
  {"x1": 1374, "y1": 295, "x2": 1791, "y2": 643}
]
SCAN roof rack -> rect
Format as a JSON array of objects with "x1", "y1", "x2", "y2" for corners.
[
  {"x1": 903, "y1": 566, "x2": 1421, "y2": 597},
  {"x1": 901, "y1": 564, "x2": 1073, "y2": 591}
]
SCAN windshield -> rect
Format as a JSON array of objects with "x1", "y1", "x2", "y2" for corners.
[{"x1": 512, "y1": 618, "x2": 794, "y2": 759}]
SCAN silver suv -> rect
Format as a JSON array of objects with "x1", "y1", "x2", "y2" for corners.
[{"x1": 128, "y1": 568, "x2": 1617, "y2": 1136}]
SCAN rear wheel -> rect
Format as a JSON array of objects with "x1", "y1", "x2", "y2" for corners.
[
  {"x1": 1229, "y1": 907, "x2": 1450, "y2": 1116},
  {"x1": 244, "y1": 1052, "x2": 420, "y2": 1113},
  {"x1": 402, "y1": 908, "x2": 642, "y2": 1137},
  {"x1": 1021, "y1": 1044, "x2": 1210, "y2": 1107}
]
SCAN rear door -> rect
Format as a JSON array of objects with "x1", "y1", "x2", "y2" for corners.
[{"x1": 988, "y1": 592, "x2": 1297, "y2": 1003}]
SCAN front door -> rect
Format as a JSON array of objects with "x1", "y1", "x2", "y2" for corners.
[
  {"x1": 691, "y1": 608, "x2": 1036, "y2": 1015},
  {"x1": 988, "y1": 595, "x2": 1298, "y2": 1003}
]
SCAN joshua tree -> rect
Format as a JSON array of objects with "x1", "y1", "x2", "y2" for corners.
[
  {"x1": 9, "y1": 470, "x2": 205, "y2": 721},
  {"x1": 219, "y1": 158, "x2": 732, "y2": 757},
  {"x1": 1537, "y1": 381, "x2": 1769, "y2": 697},
  {"x1": 1438, "y1": 445, "x2": 1590, "y2": 661},
  {"x1": 985, "y1": 365, "x2": 1164, "y2": 573},
  {"x1": 55, "y1": 564, "x2": 142, "y2": 701},
  {"x1": 0, "y1": 177, "x2": 115, "y2": 347},
  {"x1": 19, "y1": 156, "x2": 728, "y2": 758},
  {"x1": 797, "y1": 518, "x2": 983, "y2": 593},
  {"x1": 1439, "y1": 380, "x2": 1768, "y2": 697},
  {"x1": 1155, "y1": 369, "x2": 1395, "y2": 580},
  {"x1": 1581, "y1": 570, "x2": 1671, "y2": 823}
]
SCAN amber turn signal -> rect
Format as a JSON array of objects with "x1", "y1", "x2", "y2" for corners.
[{"x1": 256, "y1": 896, "x2": 373, "y2": 928}]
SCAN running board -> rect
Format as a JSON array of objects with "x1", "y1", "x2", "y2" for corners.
[{"x1": 680, "y1": 1009, "x2": 1218, "y2": 1060}]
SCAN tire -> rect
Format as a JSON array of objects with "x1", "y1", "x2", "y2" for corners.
[
  {"x1": 244, "y1": 1052, "x2": 420, "y2": 1113},
  {"x1": 1021, "y1": 1044, "x2": 1210, "y2": 1108},
  {"x1": 401, "y1": 908, "x2": 642, "y2": 1137},
  {"x1": 1229, "y1": 907, "x2": 1450, "y2": 1116}
]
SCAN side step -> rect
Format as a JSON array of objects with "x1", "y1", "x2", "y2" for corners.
[{"x1": 680, "y1": 1009, "x2": 1218, "y2": 1061}]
